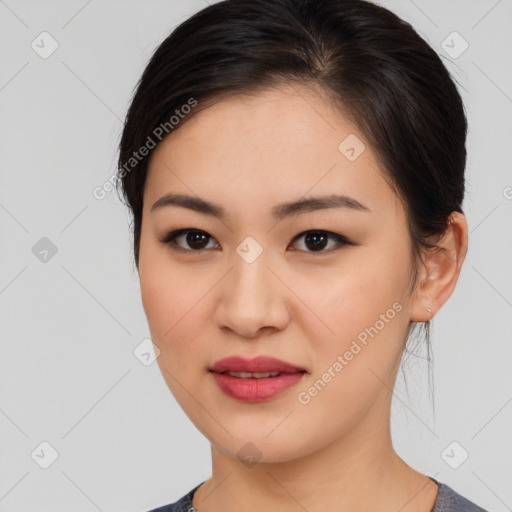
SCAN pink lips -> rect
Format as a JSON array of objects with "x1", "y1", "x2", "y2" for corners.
[
  {"x1": 210, "y1": 355, "x2": 305, "y2": 374},
  {"x1": 209, "y1": 355, "x2": 306, "y2": 402}
]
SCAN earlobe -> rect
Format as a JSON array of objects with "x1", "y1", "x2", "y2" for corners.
[{"x1": 410, "y1": 212, "x2": 468, "y2": 322}]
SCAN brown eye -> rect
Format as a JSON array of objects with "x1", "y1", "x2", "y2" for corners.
[
  {"x1": 162, "y1": 229, "x2": 219, "y2": 252},
  {"x1": 289, "y1": 230, "x2": 352, "y2": 253},
  {"x1": 161, "y1": 228, "x2": 353, "y2": 254}
]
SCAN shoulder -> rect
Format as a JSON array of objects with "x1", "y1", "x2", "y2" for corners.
[
  {"x1": 144, "y1": 479, "x2": 489, "y2": 512},
  {"x1": 144, "y1": 482, "x2": 202, "y2": 512},
  {"x1": 432, "y1": 481, "x2": 488, "y2": 512}
]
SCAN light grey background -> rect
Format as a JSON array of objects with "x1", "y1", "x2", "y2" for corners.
[{"x1": 1, "y1": 1, "x2": 511, "y2": 511}]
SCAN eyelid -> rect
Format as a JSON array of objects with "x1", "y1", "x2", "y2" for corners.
[
  {"x1": 289, "y1": 230, "x2": 353, "y2": 255},
  {"x1": 161, "y1": 228, "x2": 354, "y2": 254},
  {"x1": 160, "y1": 228, "x2": 220, "y2": 253}
]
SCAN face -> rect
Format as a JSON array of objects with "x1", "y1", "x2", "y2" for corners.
[{"x1": 139, "y1": 84, "x2": 417, "y2": 463}]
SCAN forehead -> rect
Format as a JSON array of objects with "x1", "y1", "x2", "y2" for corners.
[
  {"x1": 144, "y1": 84, "x2": 402, "y2": 222},
  {"x1": 149, "y1": 84, "x2": 360, "y2": 172}
]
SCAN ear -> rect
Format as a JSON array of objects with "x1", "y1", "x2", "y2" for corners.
[{"x1": 410, "y1": 212, "x2": 468, "y2": 322}]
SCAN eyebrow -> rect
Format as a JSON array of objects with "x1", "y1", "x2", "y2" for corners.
[{"x1": 150, "y1": 192, "x2": 371, "y2": 220}]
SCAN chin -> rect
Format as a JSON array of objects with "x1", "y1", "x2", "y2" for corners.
[{"x1": 208, "y1": 429, "x2": 317, "y2": 466}]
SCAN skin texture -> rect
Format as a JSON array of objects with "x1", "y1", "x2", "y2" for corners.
[{"x1": 138, "y1": 84, "x2": 468, "y2": 512}]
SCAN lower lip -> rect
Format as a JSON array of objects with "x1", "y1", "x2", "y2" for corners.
[{"x1": 211, "y1": 371, "x2": 305, "y2": 402}]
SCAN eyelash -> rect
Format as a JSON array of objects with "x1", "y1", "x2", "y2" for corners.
[{"x1": 160, "y1": 228, "x2": 354, "y2": 255}]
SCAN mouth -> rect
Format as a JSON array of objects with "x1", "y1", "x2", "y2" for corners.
[
  {"x1": 209, "y1": 355, "x2": 307, "y2": 375},
  {"x1": 209, "y1": 370, "x2": 306, "y2": 379},
  {"x1": 208, "y1": 355, "x2": 307, "y2": 402}
]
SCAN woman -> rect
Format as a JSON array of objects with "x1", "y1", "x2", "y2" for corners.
[{"x1": 117, "y1": 0, "x2": 487, "y2": 510}]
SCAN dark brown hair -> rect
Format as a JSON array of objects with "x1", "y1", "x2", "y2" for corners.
[{"x1": 117, "y1": 0, "x2": 467, "y2": 403}]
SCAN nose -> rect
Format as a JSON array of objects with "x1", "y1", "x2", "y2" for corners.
[{"x1": 214, "y1": 254, "x2": 290, "y2": 339}]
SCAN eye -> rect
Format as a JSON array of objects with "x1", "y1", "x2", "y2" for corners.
[
  {"x1": 289, "y1": 230, "x2": 353, "y2": 254},
  {"x1": 161, "y1": 228, "x2": 353, "y2": 254},
  {"x1": 161, "y1": 229, "x2": 220, "y2": 253}
]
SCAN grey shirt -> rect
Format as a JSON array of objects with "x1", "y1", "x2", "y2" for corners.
[{"x1": 147, "y1": 477, "x2": 488, "y2": 511}]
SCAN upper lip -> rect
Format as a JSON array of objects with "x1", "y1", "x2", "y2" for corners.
[{"x1": 209, "y1": 356, "x2": 306, "y2": 374}]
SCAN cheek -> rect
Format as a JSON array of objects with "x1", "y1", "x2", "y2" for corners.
[
  {"x1": 141, "y1": 271, "x2": 207, "y2": 343},
  {"x1": 291, "y1": 249, "x2": 410, "y2": 367},
  {"x1": 296, "y1": 255, "x2": 403, "y2": 320},
  {"x1": 140, "y1": 271, "x2": 178, "y2": 341},
  {"x1": 288, "y1": 262, "x2": 408, "y2": 440},
  {"x1": 139, "y1": 237, "x2": 199, "y2": 335},
  {"x1": 140, "y1": 267, "x2": 211, "y2": 409}
]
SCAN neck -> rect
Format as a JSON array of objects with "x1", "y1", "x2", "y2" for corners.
[{"x1": 192, "y1": 393, "x2": 438, "y2": 512}]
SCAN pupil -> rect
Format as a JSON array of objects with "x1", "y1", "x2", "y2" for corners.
[
  {"x1": 305, "y1": 231, "x2": 327, "y2": 251},
  {"x1": 187, "y1": 231, "x2": 208, "y2": 249}
]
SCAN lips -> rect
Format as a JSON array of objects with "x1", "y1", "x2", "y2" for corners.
[
  {"x1": 209, "y1": 355, "x2": 307, "y2": 402},
  {"x1": 209, "y1": 355, "x2": 306, "y2": 374}
]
